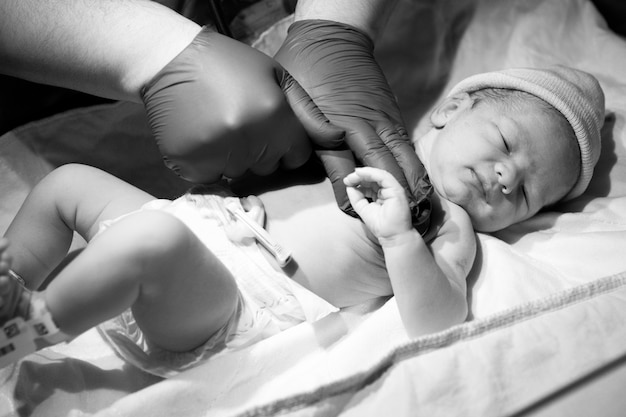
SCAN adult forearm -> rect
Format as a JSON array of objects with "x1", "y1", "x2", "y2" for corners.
[
  {"x1": 293, "y1": 0, "x2": 399, "y2": 40},
  {"x1": 0, "y1": 0, "x2": 200, "y2": 102}
]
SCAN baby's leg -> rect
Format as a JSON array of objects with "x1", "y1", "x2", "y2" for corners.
[
  {"x1": 44, "y1": 210, "x2": 238, "y2": 352},
  {"x1": 1, "y1": 164, "x2": 154, "y2": 328},
  {"x1": 5, "y1": 164, "x2": 155, "y2": 291}
]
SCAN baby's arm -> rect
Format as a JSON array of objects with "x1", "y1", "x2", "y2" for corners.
[
  {"x1": 344, "y1": 167, "x2": 474, "y2": 337},
  {"x1": 4, "y1": 164, "x2": 154, "y2": 289}
]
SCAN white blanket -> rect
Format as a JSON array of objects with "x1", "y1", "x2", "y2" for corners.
[{"x1": 1, "y1": 0, "x2": 626, "y2": 416}]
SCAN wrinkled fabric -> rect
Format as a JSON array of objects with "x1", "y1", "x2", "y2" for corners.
[{"x1": 97, "y1": 193, "x2": 337, "y2": 377}]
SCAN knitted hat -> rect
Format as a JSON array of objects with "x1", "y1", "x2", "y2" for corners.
[{"x1": 448, "y1": 66, "x2": 605, "y2": 200}]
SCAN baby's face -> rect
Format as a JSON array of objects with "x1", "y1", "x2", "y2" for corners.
[{"x1": 426, "y1": 100, "x2": 579, "y2": 232}]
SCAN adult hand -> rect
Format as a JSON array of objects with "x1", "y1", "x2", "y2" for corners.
[
  {"x1": 274, "y1": 20, "x2": 432, "y2": 229},
  {"x1": 142, "y1": 27, "x2": 344, "y2": 183}
]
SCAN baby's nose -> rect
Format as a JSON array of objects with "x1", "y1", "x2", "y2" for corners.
[{"x1": 494, "y1": 161, "x2": 521, "y2": 195}]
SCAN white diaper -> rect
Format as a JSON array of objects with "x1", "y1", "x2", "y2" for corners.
[{"x1": 97, "y1": 188, "x2": 338, "y2": 377}]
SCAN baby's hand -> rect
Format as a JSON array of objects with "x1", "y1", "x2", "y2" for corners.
[{"x1": 343, "y1": 167, "x2": 413, "y2": 240}]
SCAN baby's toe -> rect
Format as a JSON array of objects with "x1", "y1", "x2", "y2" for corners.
[
  {"x1": 0, "y1": 260, "x2": 10, "y2": 276},
  {"x1": 0, "y1": 249, "x2": 11, "y2": 263}
]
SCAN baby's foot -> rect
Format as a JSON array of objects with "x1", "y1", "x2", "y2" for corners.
[
  {"x1": 0, "y1": 241, "x2": 68, "y2": 367},
  {"x1": 0, "y1": 238, "x2": 30, "y2": 326}
]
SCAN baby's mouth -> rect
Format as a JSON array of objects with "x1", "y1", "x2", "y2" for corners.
[{"x1": 471, "y1": 169, "x2": 493, "y2": 204}]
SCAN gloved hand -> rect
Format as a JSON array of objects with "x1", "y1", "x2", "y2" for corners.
[
  {"x1": 142, "y1": 27, "x2": 344, "y2": 183},
  {"x1": 274, "y1": 20, "x2": 432, "y2": 233}
]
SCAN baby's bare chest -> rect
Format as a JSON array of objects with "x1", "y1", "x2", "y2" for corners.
[{"x1": 259, "y1": 180, "x2": 392, "y2": 307}]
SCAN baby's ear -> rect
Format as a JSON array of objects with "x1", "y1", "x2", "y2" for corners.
[{"x1": 430, "y1": 92, "x2": 473, "y2": 128}]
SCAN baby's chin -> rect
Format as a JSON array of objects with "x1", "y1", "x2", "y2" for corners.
[
  {"x1": 465, "y1": 204, "x2": 512, "y2": 232},
  {"x1": 434, "y1": 179, "x2": 513, "y2": 231},
  {"x1": 432, "y1": 179, "x2": 469, "y2": 206},
  {"x1": 441, "y1": 188, "x2": 475, "y2": 215}
]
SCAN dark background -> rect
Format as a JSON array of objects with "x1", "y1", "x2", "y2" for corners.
[{"x1": 0, "y1": 0, "x2": 623, "y2": 136}]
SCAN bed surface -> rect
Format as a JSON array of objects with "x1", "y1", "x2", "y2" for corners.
[{"x1": 2, "y1": 0, "x2": 626, "y2": 416}]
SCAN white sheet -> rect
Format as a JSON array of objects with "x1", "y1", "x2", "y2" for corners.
[
  {"x1": 94, "y1": 0, "x2": 626, "y2": 416},
  {"x1": 1, "y1": 0, "x2": 626, "y2": 416}
]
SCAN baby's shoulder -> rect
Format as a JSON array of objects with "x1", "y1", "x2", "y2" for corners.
[
  {"x1": 427, "y1": 194, "x2": 474, "y2": 241},
  {"x1": 428, "y1": 194, "x2": 476, "y2": 278}
]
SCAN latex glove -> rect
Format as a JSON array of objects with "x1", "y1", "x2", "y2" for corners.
[
  {"x1": 142, "y1": 27, "x2": 344, "y2": 183},
  {"x1": 274, "y1": 20, "x2": 432, "y2": 232}
]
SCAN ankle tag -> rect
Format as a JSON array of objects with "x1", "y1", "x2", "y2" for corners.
[
  {"x1": 29, "y1": 295, "x2": 69, "y2": 345},
  {"x1": 0, "y1": 295, "x2": 68, "y2": 368},
  {"x1": 0, "y1": 317, "x2": 36, "y2": 367}
]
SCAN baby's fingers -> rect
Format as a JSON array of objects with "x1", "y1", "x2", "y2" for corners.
[
  {"x1": 345, "y1": 186, "x2": 371, "y2": 217},
  {"x1": 344, "y1": 167, "x2": 402, "y2": 191}
]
